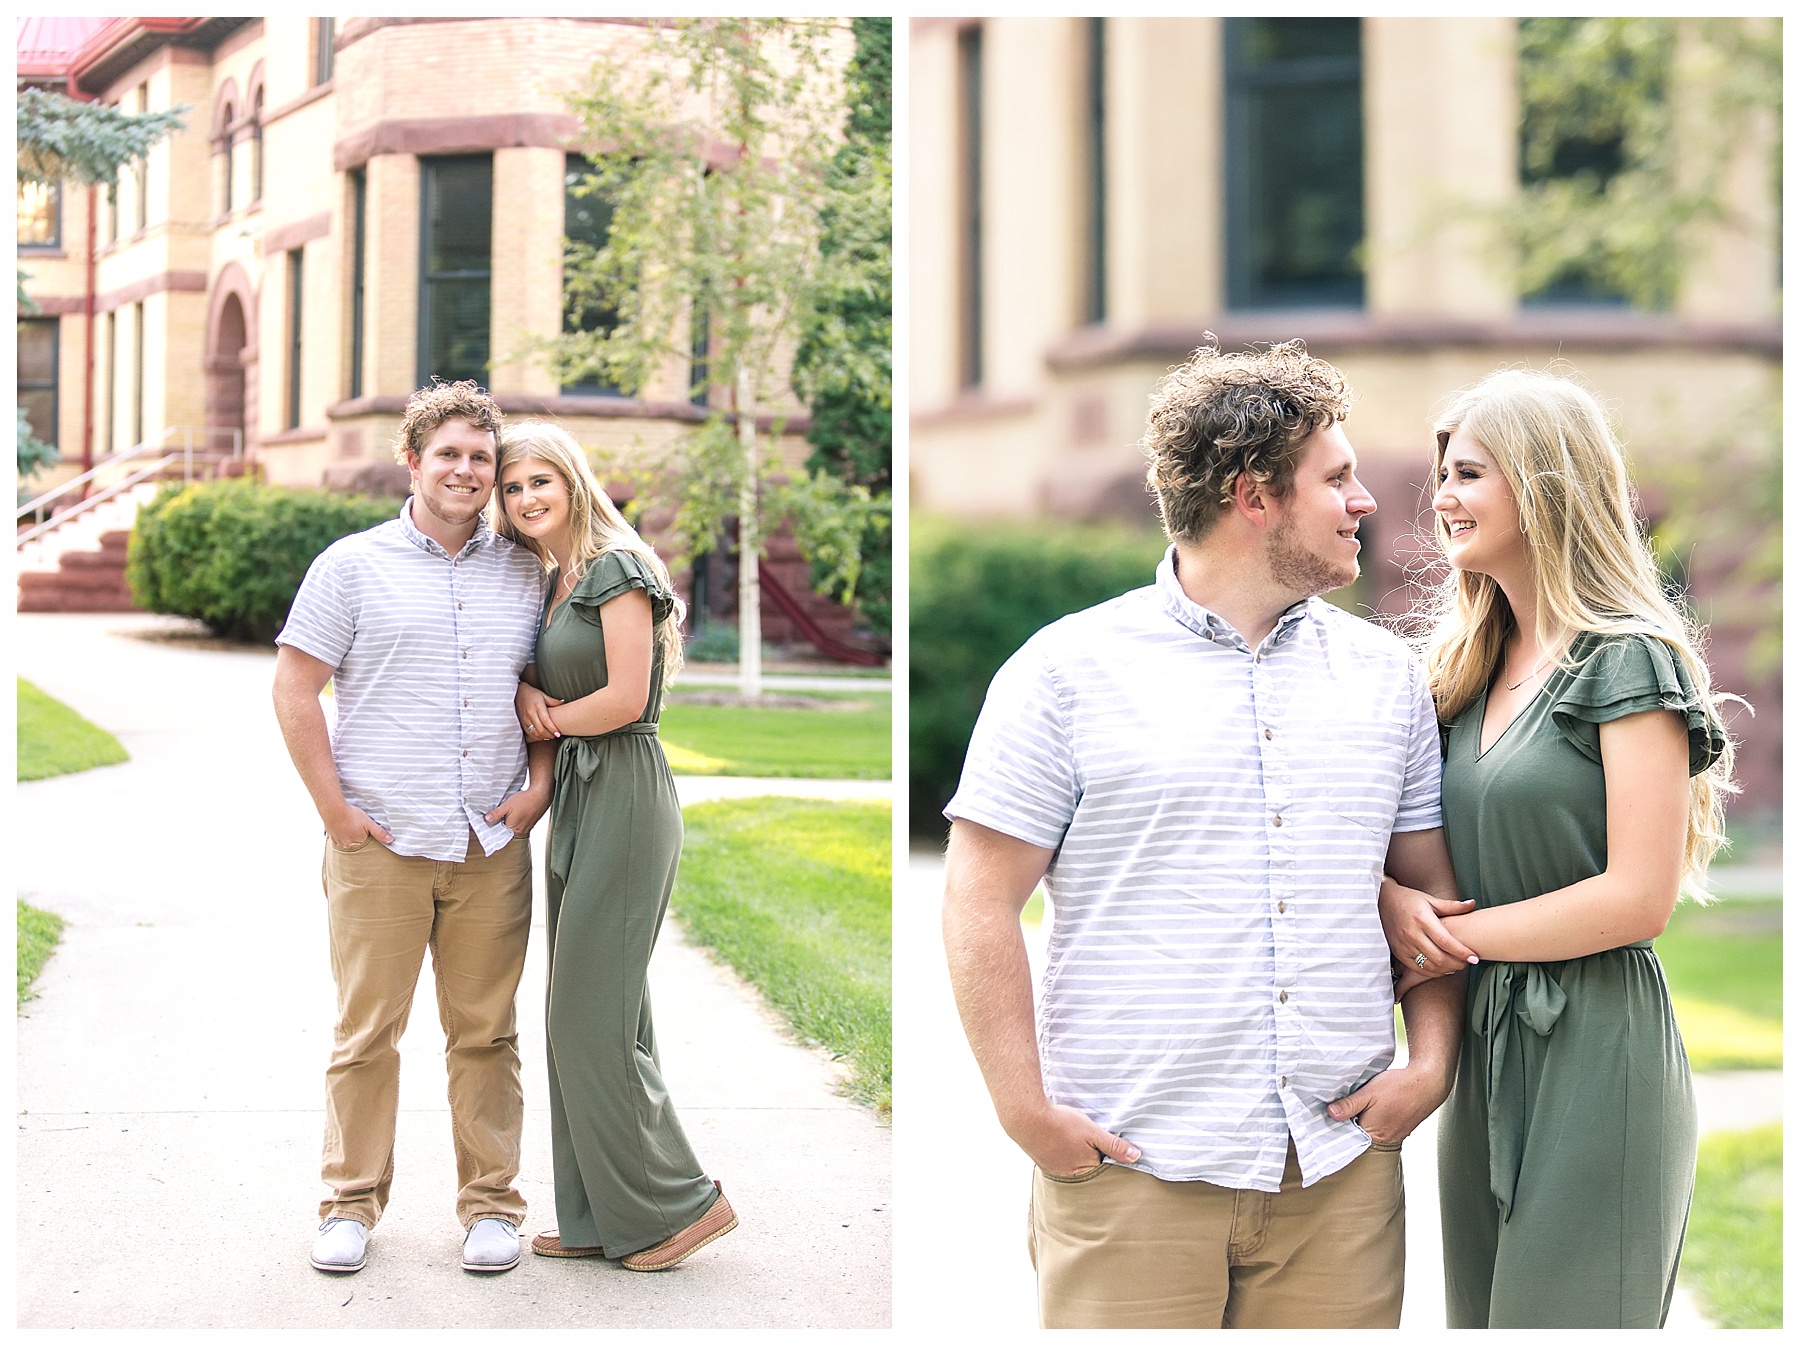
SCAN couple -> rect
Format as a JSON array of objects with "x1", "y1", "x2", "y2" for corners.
[
  {"x1": 272, "y1": 381, "x2": 736, "y2": 1276},
  {"x1": 943, "y1": 342, "x2": 1732, "y2": 1329}
]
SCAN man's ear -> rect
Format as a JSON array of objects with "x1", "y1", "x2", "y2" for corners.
[
  {"x1": 1231, "y1": 470, "x2": 1275, "y2": 529},
  {"x1": 403, "y1": 450, "x2": 421, "y2": 477}
]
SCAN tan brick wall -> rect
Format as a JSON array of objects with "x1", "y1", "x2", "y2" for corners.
[{"x1": 364, "y1": 153, "x2": 420, "y2": 396}]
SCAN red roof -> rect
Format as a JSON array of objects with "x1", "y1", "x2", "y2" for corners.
[{"x1": 16, "y1": 16, "x2": 117, "y2": 79}]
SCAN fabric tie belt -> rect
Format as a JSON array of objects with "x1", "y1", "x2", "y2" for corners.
[
  {"x1": 1472, "y1": 940, "x2": 1653, "y2": 1221},
  {"x1": 549, "y1": 721, "x2": 659, "y2": 882}
]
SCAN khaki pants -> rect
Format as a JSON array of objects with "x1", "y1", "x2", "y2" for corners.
[
  {"x1": 319, "y1": 830, "x2": 532, "y2": 1229},
  {"x1": 1029, "y1": 1140, "x2": 1405, "y2": 1328}
]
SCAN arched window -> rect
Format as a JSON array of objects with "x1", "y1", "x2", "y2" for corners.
[{"x1": 213, "y1": 80, "x2": 240, "y2": 217}]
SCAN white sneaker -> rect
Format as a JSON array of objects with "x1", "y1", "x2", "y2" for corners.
[
  {"x1": 462, "y1": 1217, "x2": 522, "y2": 1272},
  {"x1": 312, "y1": 1216, "x2": 368, "y2": 1273}
]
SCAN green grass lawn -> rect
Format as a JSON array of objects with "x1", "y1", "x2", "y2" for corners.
[
  {"x1": 1682, "y1": 1124, "x2": 1781, "y2": 1328},
  {"x1": 660, "y1": 692, "x2": 890, "y2": 779},
  {"x1": 17, "y1": 900, "x2": 65, "y2": 1009},
  {"x1": 18, "y1": 679, "x2": 129, "y2": 781},
  {"x1": 674, "y1": 798, "x2": 891, "y2": 1113},
  {"x1": 1658, "y1": 898, "x2": 1782, "y2": 1071}
]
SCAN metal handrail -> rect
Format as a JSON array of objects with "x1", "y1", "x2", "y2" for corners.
[
  {"x1": 15, "y1": 454, "x2": 181, "y2": 546},
  {"x1": 15, "y1": 425, "x2": 243, "y2": 546}
]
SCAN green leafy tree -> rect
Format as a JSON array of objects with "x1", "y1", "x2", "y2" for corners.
[
  {"x1": 1504, "y1": 18, "x2": 1779, "y2": 308},
  {"x1": 551, "y1": 19, "x2": 888, "y2": 692},
  {"x1": 16, "y1": 88, "x2": 187, "y2": 478},
  {"x1": 792, "y1": 16, "x2": 892, "y2": 636}
]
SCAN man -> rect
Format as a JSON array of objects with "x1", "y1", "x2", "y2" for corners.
[
  {"x1": 943, "y1": 341, "x2": 1466, "y2": 1328},
  {"x1": 272, "y1": 381, "x2": 554, "y2": 1276}
]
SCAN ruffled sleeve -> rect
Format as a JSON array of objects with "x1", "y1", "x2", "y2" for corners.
[
  {"x1": 564, "y1": 549, "x2": 672, "y2": 626},
  {"x1": 1549, "y1": 633, "x2": 1725, "y2": 776}
]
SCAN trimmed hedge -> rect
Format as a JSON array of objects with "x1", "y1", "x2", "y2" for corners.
[
  {"x1": 127, "y1": 479, "x2": 397, "y2": 644},
  {"x1": 909, "y1": 515, "x2": 1168, "y2": 838}
]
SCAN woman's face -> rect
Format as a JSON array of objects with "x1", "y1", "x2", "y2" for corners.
[
  {"x1": 499, "y1": 454, "x2": 573, "y2": 546},
  {"x1": 1433, "y1": 426, "x2": 1526, "y2": 578}
]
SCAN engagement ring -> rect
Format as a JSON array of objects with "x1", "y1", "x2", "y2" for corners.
[{"x1": 1414, "y1": 952, "x2": 1427, "y2": 970}]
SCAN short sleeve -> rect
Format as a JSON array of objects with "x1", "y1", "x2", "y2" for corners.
[
  {"x1": 943, "y1": 634, "x2": 1080, "y2": 852},
  {"x1": 275, "y1": 546, "x2": 355, "y2": 666},
  {"x1": 1393, "y1": 657, "x2": 1445, "y2": 832},
  {"x1": 1550, "y1": 633, "x2": 1725, "y2": 777},
  {"x1": 567, "y1": 550, "x2": 671, "y2": 625}
]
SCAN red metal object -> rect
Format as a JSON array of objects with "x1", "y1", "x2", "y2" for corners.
[{"x1": 756, "y1": 565, "x2": 887, "y2": 667}]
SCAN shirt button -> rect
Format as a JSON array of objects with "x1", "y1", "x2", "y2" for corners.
[
  {"x1": 1280, "y1": 1076, "x2": 1288, "y2": 1088},
  {"x1": 461, "y1": 650, "x2": 469, "y2": 659},
  {"x1": 462, "y1": 749, "x2": 469, "y2": 758},
  {"x1": 1272, "y1": 815, "x2": 1283, "y2": 828},
  {"x1": 458, "y1": 602, "x2": 464, "y2": 610},
  {"x1": 1264, "y1": 728, "x2": 1273, "y2": 740},
  {"x1": 1278, "y1": 900, "x2": 1286, "y2": 913},
  {"x1": 1279, "y1": 990, "x2": 1288, "y2": 1004},
  {"x1": 463, "y1": 700, "x2": 470, "y2": 708}
]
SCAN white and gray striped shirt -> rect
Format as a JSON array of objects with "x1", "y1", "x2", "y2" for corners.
[
  {"x1": 946, "y1": 548, "x2": 1442, "y2": 1191},
  {"x1": 277, "y1": 500, "x2": 547, "y2": 862}
]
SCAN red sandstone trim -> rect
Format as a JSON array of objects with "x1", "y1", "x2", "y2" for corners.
[{"x1": 263, "y1": 211, "x2": 333, "y2": 255}]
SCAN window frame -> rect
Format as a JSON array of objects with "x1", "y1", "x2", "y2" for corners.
[
  {"x1": 286, "y1": 246, "x2": 305, "y2": 429},
  {"x1": 416, "y1": 154, "x2": 494, "y2": 387},
  {"x1": 18, "y1": 316, "x2": 60, "y2": 447},
  {"x1": 1223, "y1": 17, "x2": 1366, "y2": 310},
  {"x1": 17, "y1": 181, "x2": 62, "y2": 251},
  {"x1": 561, "y1": 152, "x2": 625, "y2": 397}
]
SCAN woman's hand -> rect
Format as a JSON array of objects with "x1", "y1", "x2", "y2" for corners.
[
  {"x1": 517, "y1": 681, "x2": 565, "y2": 742},
  {"x1": 1379, "y1": 874, "x2": 1479, "y2": 979}
]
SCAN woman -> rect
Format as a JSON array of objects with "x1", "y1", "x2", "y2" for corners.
[
  {"x1": 494, "y1": 420, "x2": 737, "y2": 1271},
  {"x1": 1381, "y1": 369, "x2": 1732, "y2": 1328}
]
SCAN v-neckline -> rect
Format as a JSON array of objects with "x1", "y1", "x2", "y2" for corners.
[
  {"x1": 1473, "y1": 677, "x2": 1549, "y2": 761},
  {"x1": 543, "y1": 565, "x2": 578, "y2": 636},
  {"x1": 1474, "y1": 636, "x2": 1579, "y2": 760}
]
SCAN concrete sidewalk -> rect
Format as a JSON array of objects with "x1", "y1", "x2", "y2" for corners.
[
  {"x1": 15, "y1": 614, "x2": 890, "y2": 1329},
  {"x1": 898, "y1": 851, "x2": 1775, "y2": 1331}
]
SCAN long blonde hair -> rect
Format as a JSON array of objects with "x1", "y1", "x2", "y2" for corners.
[
  {"x1": 1422, "y1": 368, "x2": 1734, "y2": 892},
  {"x1": 494, "y1": 420, "x2": 686, "y2": 681}
]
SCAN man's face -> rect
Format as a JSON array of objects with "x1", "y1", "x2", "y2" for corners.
[
  {"x1": 407, "y1": 418, "x2": 497, "y2": 533},
  {"x1": 1263, "y1": 421, "x2": 1377, "y2": 599}
]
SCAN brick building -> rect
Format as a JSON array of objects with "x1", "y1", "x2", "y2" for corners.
[
  {"x1": 909, "y1": 17, "x2": 1779, "y2": 816},
  {"x1": 20, "y1": 16, "x2": 867, "y2": 652}
]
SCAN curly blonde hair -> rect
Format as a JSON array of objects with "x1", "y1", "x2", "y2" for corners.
[
  {"x1": 391, "y1": 380, "x2": 504, "y2": 465},
  {"x1": 1143, "y1": 339, "x2": 1352, "y2": 542}
]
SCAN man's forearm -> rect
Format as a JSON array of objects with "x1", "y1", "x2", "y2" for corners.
[
  {"x1": 525, "y1": 738, "x2": 556, "y2": 794},
  {"x1": 1398, "y1": 968, "x2": 1465, "y2": 1082},
  {"x1": 944, "y1": 895, "x2": 1050, "y2": 1136},
  {"x1": 273, "y1": 681, "x2": 349, "y2": 826}
]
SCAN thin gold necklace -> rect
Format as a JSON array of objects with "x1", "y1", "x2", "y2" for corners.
[{"x1": 1503, "y1": 643, "x2": 1556, "y2": 691}]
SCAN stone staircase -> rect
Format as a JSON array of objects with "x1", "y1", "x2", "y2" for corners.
[{"x1": 16, "y1": 481, "x2": 161, "y2": 613}]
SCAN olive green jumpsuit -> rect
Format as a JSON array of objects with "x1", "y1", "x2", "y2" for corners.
[
  {"x1": 1437, "y1": 633, "x2": 1725, "y2": 1328},
  {"x1": 535, "y1": 550, "x2": 717, "y2": 1256}
]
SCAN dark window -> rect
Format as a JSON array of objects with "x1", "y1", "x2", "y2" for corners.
[
  {"x1": 1082, "y1": 17, "x2": 1106, "y2": 326},
  {"x1": 688, "y1": 301, "x2": 710, "y2": 407},
  {"x1": 314, "y1": 19, "x2": 336, "y2": 86},
  {"x1": 18, "y1": 317, "x2": 59, "y2": 446},
  {"x1": 18, "y1": 181, "x2": 60, "y2": 248},
  {"x1": 562, "y1": 153, "x2": 622, "y2": 395},
  {"x1": 220, "y1": 103, "x2": 235, "y2": 215},
  {"x1": 104, "y1": 311, "x2": 116, "y2": 451},
  {"x1": 135, "y1": 83, "x2": 149, "y2": 232},
  {"x1": 1224, "y1": 18, "x2": 1364, "y2": 309},
  {"x1": 418, "y1": 155, "x2": 493, "y2": 386},
  {"x1": 132, "y1": 302, "x2": 145, "y2": 446},
  {"x1": 1516, "y1": 17, "x2": 1635, "y2": 307},
  {"x1": 286, "y1": 248, "x2": 304, "y2": 429},
  {"x1": 349, "y1": 169, "x2": 366, "y2": 399},
  {"x1": 251, "y1": 88, "x2": 264, "y2": 203},
  {"x1": 957, "y1": 24, "x2": 984, "y2": 388}
]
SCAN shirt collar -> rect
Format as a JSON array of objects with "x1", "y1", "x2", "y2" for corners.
[
  {"x1": 398, "y1": 497, "x2": 493, "y2": 561},
  {"x1": 1155, "y1": 544, "x2": 1317, "y2": 651}
]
